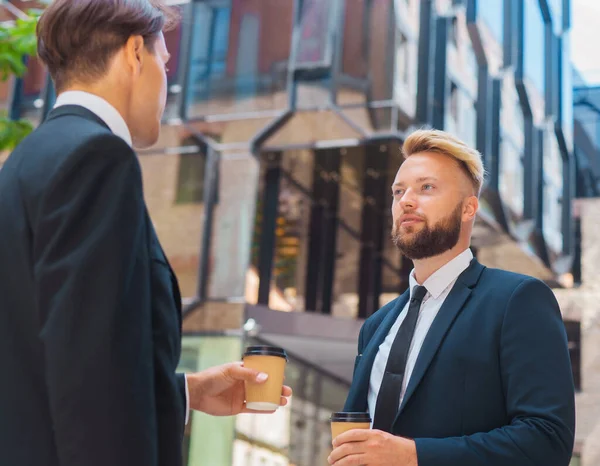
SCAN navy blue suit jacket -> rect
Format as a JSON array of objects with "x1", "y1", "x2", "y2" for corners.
[
  {"x1": 0, "y1": 106, "x2": 186, "y2": 466},
  {"x1": 344, "y1": 259, "x2": 575, "y2": 466}
]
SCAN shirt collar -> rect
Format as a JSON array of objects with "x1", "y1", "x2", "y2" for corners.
[
  {"x1": 54, "y1": 91, "x2": 133, "y2": 147},
  {"x1": 409, "y1": 248, "x2": 474, "y2": 300}
]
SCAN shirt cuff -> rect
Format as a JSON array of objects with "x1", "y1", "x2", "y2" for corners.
[{"x1": 184, "y1": 373, "x2": 190, "y2": 425}]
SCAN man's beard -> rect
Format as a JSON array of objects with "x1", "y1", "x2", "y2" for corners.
[{"x1": 392, "y1": 202, "x2": 463, "y2": 260}]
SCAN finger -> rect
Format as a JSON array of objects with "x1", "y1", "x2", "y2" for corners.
[
  {"x1": 281, "y1": 385, "x2": 293, "y2": 397},
  {"x1": 327, "y1": 442, "x2": 361, "y2": 464},
  {"x1": 279, "y1": 396, "x2": 288, "y2": 407},
  {"x1": 332, "y1": 428, "x2": 372, "y2": 447},
  {"x1": 227, "y1": 363, "x2": 268, "y2": 383},
  {"x1": 329, "y1": 453, "x2": 366, "y2": 466}
]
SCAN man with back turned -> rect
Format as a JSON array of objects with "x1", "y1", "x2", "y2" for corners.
[
  {"x1": 329, "y1": 129, "x2": 575, "y2": 466},
  {"x1": 0, "y1": 1, "x2": 290, "y2": 465}
]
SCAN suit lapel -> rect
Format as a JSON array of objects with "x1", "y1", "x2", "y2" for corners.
[
  {"x1": 344, "y1": 291, "x2": 410, "y2": 413},
  {"x1": 394, "y1": 259, "x2": 485, "y2": 422}
]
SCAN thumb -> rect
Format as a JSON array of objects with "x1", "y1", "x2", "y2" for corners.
[{"x1": 227, "y1": 363, "x2": 269, "y2": 383}]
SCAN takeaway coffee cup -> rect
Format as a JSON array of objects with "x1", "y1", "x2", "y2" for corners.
[
  {"x1": 243, "y1": 346, "x2": 288, "y2": 411},
  {"x1": 330, "y1": 412, "x2": 372, "y2": 439}
]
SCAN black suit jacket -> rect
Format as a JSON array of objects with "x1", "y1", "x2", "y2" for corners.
[
  {"x1": 0, "y1": 105, "x2": 186, "y2": 466},
  {"x1": 344, "y1": 259, "x2": 575, "y2": 466}
]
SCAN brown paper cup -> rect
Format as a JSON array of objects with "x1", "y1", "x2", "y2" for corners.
[
  {"x1": 330, "y1": 412, "x2": 371, "y2": 439},
  {"x1": 243, "y1": 346, "x2": 287, "y2": 411}
]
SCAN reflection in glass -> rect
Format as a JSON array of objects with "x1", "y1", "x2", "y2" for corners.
[
  {"x1": 543, "y1": 132, "x2": 564, "y2": 252},
  {"x1": 185, "y1": 0, "x2": 293, "y2": 118},
  {"x1": 137, "y1": 126, "x2": 206, "y2": 298},
  {"x1": 208, "y1": 151, "x2": 260, "y2": 300},
  {"x1": 523, "y1": 0, "x2": 545, "y2": 93},
  {"x1": 250, "y1": 143, "x2": 404, "y2": 318},
  {"x1": 479, "y1": 0, "x2": 503, "y2": 44},
  {"x1": 336, "y1": 0, "x2": 395, "y2": 105},
  {"x1": 235, "y1": 337, "x2": 350, "y2": 466}
]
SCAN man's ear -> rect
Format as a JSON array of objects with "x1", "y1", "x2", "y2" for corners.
[
  {"x1": 462, "y1": 195, "x2": 479, "y2": 222},
  {"x1": 124, "y1": 35, "x2": 145, "y2": 74}
]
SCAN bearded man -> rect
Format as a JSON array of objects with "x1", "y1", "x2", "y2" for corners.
[{"x1": 328, "y1": 129, "x2": 575, "y2": 466}]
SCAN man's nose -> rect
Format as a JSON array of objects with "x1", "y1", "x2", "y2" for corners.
[{"x1": 399, "y1": 189, "x2": 417, "y2": 209}]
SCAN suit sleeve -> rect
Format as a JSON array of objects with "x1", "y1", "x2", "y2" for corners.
[
  {"x1": 414, "y1": 278, "x2": 576, "y2": 466},
  {"x1": 33, "y1": 134, "x2": 158, "y2": 466}
]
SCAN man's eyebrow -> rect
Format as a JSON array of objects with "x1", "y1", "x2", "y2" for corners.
[{"x1": 392, "y1": 176, "x2": 439, "y2": 188}]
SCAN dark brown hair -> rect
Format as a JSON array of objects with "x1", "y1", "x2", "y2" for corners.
[{"x1": 37, "y1": 0, "x2": 179, "y2": 92}]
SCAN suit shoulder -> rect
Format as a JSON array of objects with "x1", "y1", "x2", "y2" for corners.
[
  {"x1": 13, "y1": 119, "x2": 133, "y2": 185},
  {"x1": 479, "y1": 266, "x2": 549, "y2": 290},
  {"x1": 477, "y1": 266, "x2": 557, "y2": 308}
]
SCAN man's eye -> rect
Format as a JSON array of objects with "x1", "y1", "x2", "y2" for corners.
[
  {"x1": 393, "y1": 189, "x2": 404, "y2": 196},
  {"x1": 423, "y1": 184, "x2": 434, "y2": 191}
]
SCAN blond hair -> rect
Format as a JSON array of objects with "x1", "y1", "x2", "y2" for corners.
[{"x1": 402, "y1": 129, "x2": 485, "y2": 196}]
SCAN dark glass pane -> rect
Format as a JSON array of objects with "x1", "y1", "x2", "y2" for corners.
[{"x1": 175, "y1": 150, "x2": 206, "y2": 205}]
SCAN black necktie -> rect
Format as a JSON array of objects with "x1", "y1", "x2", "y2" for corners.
[{"x1": 372, "y1": 285, "x2": 428, "y2": 432}]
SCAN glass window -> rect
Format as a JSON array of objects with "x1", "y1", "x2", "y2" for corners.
[
  {"x1": 207, "y1": 151, "x2": 261, "y2": 301},
  {"x1": 186, "y1": 0, "x2": 293, "y2": 118},
  {"x1": 175, "y1": 147, "x2": 207, "y2": 205},
  {"x1": 523, "y1": 0, "x2": 545, "y2": 94},
  {"x1": 478, "y1": 0, "x2": 503, "y2": 44},
  {"x1": 396, "y1": 32, "x2": 410, "y2": 85},
  {"x1": 249, "y1": 142, "x2": 404, "y2": 318},
  {"x1": 449, "y1": 82, "x2": 459, "y2": 122},
  {"x1": 543, "y1": 133, "x2": 563, "y2": 252},
  {"x1": 337, "y1": 0, "x2": 395, "y2": 105},
  {"x1": 560, "y1": 33, "x2": 573, "y2": 151},
  {"x1": 234, "y1": 337, "x2": 350, "y2": 466},
  {"x1": 137, "y1": 125, "x2": 207, "y2": 299},
  {"x1": 450, "y1": 17, "x2": 459, "y2": 46},
  {"x1": 499, "y1": 137, "x2": 524, "y2": 217}
]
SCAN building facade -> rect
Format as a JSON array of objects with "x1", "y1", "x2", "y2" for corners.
[{"x1": 0, "y1": 0, "x2": 585, "y2": 465}]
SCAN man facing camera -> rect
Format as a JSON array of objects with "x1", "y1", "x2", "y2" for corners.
[
  {"x1": 329, "y1": 129, "x2": 575, "y2": 466},
  {"x1": 0, "y1": 1, "x2": 290, "y2": 466}
]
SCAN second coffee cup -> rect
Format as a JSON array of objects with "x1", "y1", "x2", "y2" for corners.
[
  {"x1": 243, "y1": 345, "x2": 287, "y2": 411},
  {"x1": 330, "y1": 412, "x2": 372, "y2": 439}
]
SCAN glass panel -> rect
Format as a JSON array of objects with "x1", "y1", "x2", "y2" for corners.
[
  {"x1": 523, "y1": 0, "x2": 545, "y2": 94},
  {"x1": 500, "y1": 74, "x2": 525, "y2": 217},
  {"x1": 392, "y1": 26, "x2": 419, "y2": 119},
  {"x1": 138, "y1": 124, "x2": 206, "y2": 299},
  {"x1": 248, "y1": 149, "x2": 312, "y2": 311},
  {"x1": 162, "y1": 4, "x2": 185, "y2": 121},
  {"x1": 296, "y1": 0, "x2": 338, "y2": 67},
  {"x1": 208, "y1": 150, "x2": 260, "y2": 300},
  {"x1": 499, "y1": 138, "x2": 524, "y2": 217},
  {"x1": 543, "y1": 131, "x2": 563, "y2": 252},
  {"x1": 549, "y1": 0, "x2": 562, "y2": 34},
  {"x1": 185, "y1": 0, "x2": 293, "y2": 118},
  {"x1": 237, "y1": 337, "x2": 351, "y2": 466},
  {"x1": 479, "y1": 0, "x2": 503, "y2": 44},
  {"x1": 560, "y1": 33, "x2": 573, "y2": 151},
  {"x1": 262, "y1": 110, "x2": 363, "y2": 150},
  {"x1": 179, "y1": 335, "x2": 242, "y2": 466},
  {"x1": 187, "y1": 116, "x2": 280, "y2": 147},
  {"x1": 339, "y1": 105, "x2": 403, "y2": 137},
  {"x1": 336, "y1": 0, "x2": 395, "y2": 105}
]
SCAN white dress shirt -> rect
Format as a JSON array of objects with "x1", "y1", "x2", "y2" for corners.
[
  {"x1": 367, "y1": 248, "x2": 474, "y2": 420},
  {"x1": 53, "y1": 91, "x2": 190, "y2": 425}
]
